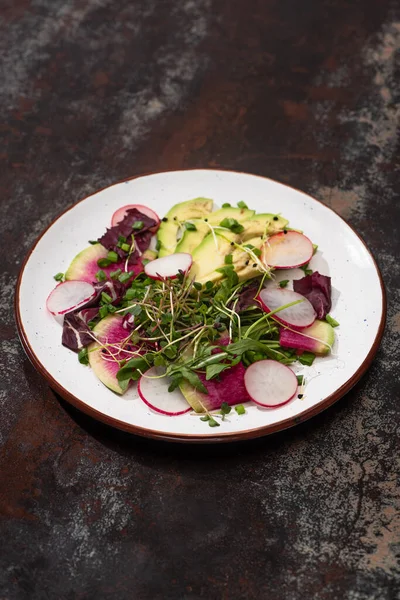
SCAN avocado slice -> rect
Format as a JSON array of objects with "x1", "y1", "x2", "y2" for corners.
[
  {"x1": 190, "y1": 230, "x2": 238, "y2": 284},
  {"x1": 157, "y1": 197, "x2": 213, "y2": 257},
  {"x1": 206, "y1": 206, "x2": 255, "y2": 226},
  {"x1": 241, "y1": 213, "x2": 289, "y2": 241},
  {"x1": 174, "y1": 220, "x2": 210, "y2": 254}
]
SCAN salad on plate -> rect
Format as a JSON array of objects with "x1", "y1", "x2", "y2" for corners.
[{"x1": 47, "y1": 197, "x2": 339, "y2": 427}]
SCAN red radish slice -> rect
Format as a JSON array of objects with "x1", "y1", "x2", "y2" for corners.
[
  {"x1": 111, "y1": 204, "x2": 160, "y2": 232},
  {"x1": 262, "y1": 231, "x2": 313, "y2": 268},
  {"x1": 244, "y1": 360, "x2": 298, "y2": 408},
  {"x1": 138, "y1": 367, "x2": 191, "y2": 416},
  {"x1": 47, "y1": 281, "x2": 96, "y2": 321},
  {"x1": 258, "y1": 287, "x2": 316, "y2": 329},
  {"x1": 144, "y1": 252, "x2": 192, "y2": 280}
]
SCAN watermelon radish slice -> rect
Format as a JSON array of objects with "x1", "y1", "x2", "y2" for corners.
[
  {"x1": 244, "y1": 360, "x2": 298, "y2": 408},
  {"x1": 138, "y1": 367, "x2": 191, "y2": 415},
  {"x1": 280, "y1": 319, "x2": 335, "y2": 355},
  {"x1": 179, "y1": 363, "x2": 250, "y2": 413},
  {"x1": 65, "y1": 244, "x2": 143, "y2": 283},
  {"x1": 258, "y1": 287, "x2": 316, "y2": 329},
  {"x1": 47, "y1": 281, "x2": 96, "y2": 322},
  {"x1": 262, "y1": 231, "x2": 313, "y2": 268},
  {"x1": 89, "y1": 315, "x2": 140, "y2": 394},
  {"x1": 144, "y1": 252, "x2": 192, "y2": 280},
  {"x1": 111, "y1": 204, "x2": 160, "y2": 232}
]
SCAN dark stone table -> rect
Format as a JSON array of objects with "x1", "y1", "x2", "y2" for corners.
[{"x1": 1, "y1": 1, "x2": 399, "y2": 598}]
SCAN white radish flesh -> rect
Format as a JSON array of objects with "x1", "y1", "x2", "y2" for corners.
[
  {"x1": 111, "y1": 204, "x2": 160, "y2": 232},
  {"x1": 258, "y1": 287, "x2": 316, "y2": 329},
  {"x1": 262, "y1": 231, "x2": 313, "y2": 268},
  {"x1": 144, "y1": 253, "x2": 192, "y2": 280},
  {"x1": 244, "y1": 360, "x2": 298, "y2": 408},
  {"x1": 46, "y1": 281, "x2": 96, "y2": 321},
  {"x1": 138, "y1": 367, "x2": 191, "y2": 416}
]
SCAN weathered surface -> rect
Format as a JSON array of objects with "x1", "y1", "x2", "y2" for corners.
[{"x1": 0, "y1": 1, "x2": 399, "y2": 598}]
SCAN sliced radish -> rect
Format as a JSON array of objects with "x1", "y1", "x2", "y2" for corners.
[
  {"x1": 262, "y1": 231, "x2": 313, "y2": 268},
  {"x1": 138, "y1": 367, "x2": 191, "y2": 416},
  {"x1": 111, "y1": 204, "x2": 160, "y2": 232},
  {"x1": 144, "y1": 252, "x2": 192, "y2": 280},
  {"x1": 244, "y1": 360, "x2": 298, "y2": 408},
  {"x1": 258, "y1": 287, "x2": 316, "y2": 329},
  {"x1": 47, "y1": 281, "x2": 96, "y2": 322}
]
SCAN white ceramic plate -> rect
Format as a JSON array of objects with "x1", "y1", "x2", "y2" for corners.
[{"x1": 15, "y1": 170, "x2": 386, "y2": 443}]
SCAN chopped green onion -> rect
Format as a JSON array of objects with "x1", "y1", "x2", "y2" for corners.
[
  {"x1": 237, "y1": 200, "x2": 248, "y2": 209},
  {"x1": 101, "y1": 292, "x2": 113, "y2": 304},
  {"x1": 299, "y1": 352, "x2": 315, "y2": 366},
  {"x1": 120, "y1": 243, "x2": 131, "y2": 253},
  {"x1": 110, "y1": 269, "x2": 122, "y2": 280},
  {"x1": 326, "y1": 314, "x2": 340, "y2": 328},
  {"x1": 124, "y1": 288, "x2": 136, "y2": 300},
  {"x1": 53, "y1": 272, "x2": 64, "y2": 282},
  {"x1": 119, "y1": 272, "x2": 133, "y2": 284},
  {"x1": 300, "y1": 264, "x2": 313, "y2": 276},
  {"x1": 99, "y1": 305, "x2": 109, "y2": 318},
  {"x1": 132, "y1": 221, "x2": 144, "y2": 230},
  {"x1": 155, "y1": 239, "x2": 161, "y2": 251},
  {"x1": 96, "y1": 269, "x2": 107, "y2": 282},
  {"x1": 279, "y1": 280, "x2": 289, "y2": 288},
  {"x1": 107, "y1": 250, "x2": 119, "y2": 263},
  {"x1": 97, "y1": 258, "x2": 111, "y2": 268},
  {"x1": 234, "y1": 404, "x2": 245, "y2": 415}
]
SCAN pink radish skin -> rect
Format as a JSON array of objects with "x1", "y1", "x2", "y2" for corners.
[
  {"x1": 46, "y1": 281, "x2": 96, "y2": 321},
  {"x1": 262, "y1": 231, "x2": 313, "y2": 269},
  {"x1": 258, "y1": 287, "x2": 316, "y2": 330},
  {"x1": 138, "y1": 367, "x2": 191, "y2": 416},
  {"x1": 111, "y1": 204, "x2": 160, "y2": 232},
  {"x1": 144, "y1": 253, "x2": 192, "y2": 280},
  {"x1": 244, "y1": 360, "x2": 298, "y2": 408}
]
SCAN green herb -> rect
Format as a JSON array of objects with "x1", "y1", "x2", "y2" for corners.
[
  {"x1": 208, "y1": 417, "x2": 220, "y2": 427},
  {"x1": 300, "y1": 264, "x2": 313, "y2": 276},
  {"x1": 279, "y1": 280, "x2": 289, "y2": 288},
  {"x1": 193, "y1": 282, "x2": 202, "y2": 291},
  {"x1": 296, "y1": 375, "x2": 304, "y2": 386},
  {"x1": 326, "y1": 314, "x2": 340, "y2": 327},
  {"x1": 155, "y1": 239, "x2": 162, "y2": 251},
  {"x1": 185, "y1": 222, "x2": 197, "y2": 231},
  {"x1": 299, "y1": 352, "x2": 315, "y2": 366},
  {"x1": 78, "y1": 348, "x2": 89, "y2": 365},
  {"x1": 219, "y1": 218, "x2": 244, "y2": 234},
  {"x1": 237, "y1": 201, "x2": 248, "y2": 209},
  {"x1": 312, "y1": 244, "x2": 318, "y2": 255},
  {"x1": 88, "y1": 240, "x2": 98, "y2": 245},
  {"x1": 234, "y1": 404, "x2": 245, "y2": 415},
  {"x1": 224, "y1": 254, "x2": 233, "y2": 265},
  {"x1": 222, "y1": 203, "x2": 231, "y2": 208},
  {"x1": 200, "y1": 415, "x2": 210, "y2": 421},
  {"x1": 107, "y1": 251, "x2": 119, "y2": 263},
  {"x1": 53, "y1": 272, "x2": 64, "y2": 282},
  {"x1": 205, "y1": 363, "x2": 229, "y2": 380},
  {"x1": 220, "y1": 402, "x2": 231, "y2": 420},
  {"x1": 96, "y1": 269, "x2": 107, "y2": 282},
  {"x1": 132, "y1": 221, "x2": 144, "y2": 230}
]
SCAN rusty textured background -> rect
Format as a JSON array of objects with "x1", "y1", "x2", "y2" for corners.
[{"x1": 1, "y1": 1, "x2": 399, "y2": 598}]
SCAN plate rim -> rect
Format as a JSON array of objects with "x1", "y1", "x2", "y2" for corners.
[{"x1": 14, "y1": 169, "x2": 387, "y2": 443}]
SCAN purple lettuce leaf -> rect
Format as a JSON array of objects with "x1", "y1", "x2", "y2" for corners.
[
  {"x1": 62, "y1": 312, "x2": 93, "y2": 351},
  {"x1": 293, "y1": 271, "x2": 332, "y2": 319},
  {"x1": 98, "y1": 208, "x2": 156, "y2": 260},
  {"x1": 235, "y1": 280, "x2": 260, "y2": 312}
]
